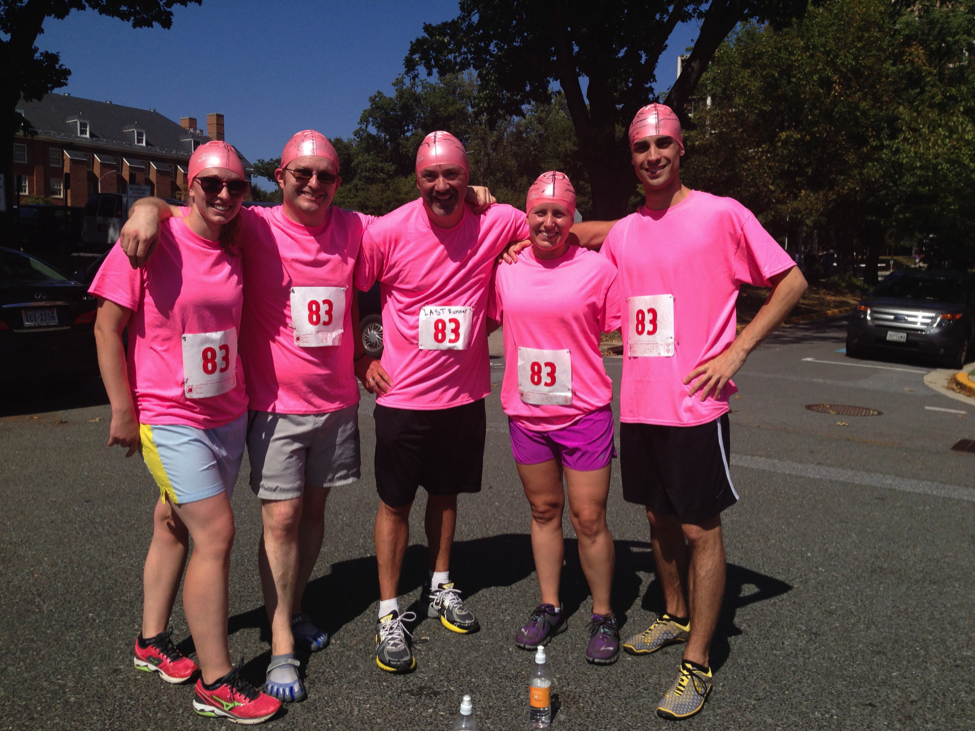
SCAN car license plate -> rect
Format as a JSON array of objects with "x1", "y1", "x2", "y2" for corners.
[
  {"x1": 886, "y1": 330, "x2": 907, "y2": 343},
  {"x1": 22, "y1": 308, "x2": 58, "y2": 327}
]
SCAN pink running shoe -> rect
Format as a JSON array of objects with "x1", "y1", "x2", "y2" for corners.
[{"x1": 133, "y1": 629, "x2": 198, "y2": 684}]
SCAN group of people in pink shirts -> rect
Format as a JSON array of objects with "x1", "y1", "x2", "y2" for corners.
[{"x1": 91, "y1": 103, "x2": 806, "y2": 724}]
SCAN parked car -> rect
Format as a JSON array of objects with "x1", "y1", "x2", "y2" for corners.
[
  {"x1": 358, "y1": 282, "x2": 383, "y2": 358},
  {"x1": 0, "y1": 248, "x2": 100, "y2": 388},
  {"x1": 16, "y1": 205, "x2": 84, "y2": 259},
  {"x1": 846, "y1": 271, "x2": 974, "y2": 368}
]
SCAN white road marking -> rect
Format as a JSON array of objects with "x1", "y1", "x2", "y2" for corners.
[
  {"x1": 733, "y1": 455, "x2": 975, "y2": 503},
  {"x1": 801, "y1": 357, "x2": 926, "y2": 374},
  {"x1": 924, "y1": 406, "x2": 967, "y2": 414}
]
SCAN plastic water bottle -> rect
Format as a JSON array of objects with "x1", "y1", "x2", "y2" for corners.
[
  {"x1": 452, "y1": 694, "x2": 477, "y2": 730},
  {"x1": 529, "y1": 645, "x2": 552, "y2": 728}
]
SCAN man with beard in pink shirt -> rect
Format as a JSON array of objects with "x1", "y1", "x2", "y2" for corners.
[{"x1": 354, "y1": 131, "x2": 529, "y2": 673}]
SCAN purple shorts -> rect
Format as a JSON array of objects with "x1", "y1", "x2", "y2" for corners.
[{"x1": 508, "y1": 404, "x2": 617, "y2": 472}]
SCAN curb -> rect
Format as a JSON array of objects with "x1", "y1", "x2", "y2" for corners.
[
  {"x1": 952, "y1": 371, "x2": 975, "y2": 397},
  {"x1": 784, "y1": 306, "x2": 854, "y2": 325}
]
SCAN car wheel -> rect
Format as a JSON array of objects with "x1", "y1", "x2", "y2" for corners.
[
  {"x1": 846, "y1": 337, "x2": 864, "y2": 359},
  {"x1": 947, "y1": 338, "x2": 970, "y2": 370},
  {"x1": 360, "y1": 314, "x2": 383, "y2": 359}
]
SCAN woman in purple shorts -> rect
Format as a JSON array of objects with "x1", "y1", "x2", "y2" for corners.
[{"x1": 487, "y1": 171, "x2": 622, "y2": 663}]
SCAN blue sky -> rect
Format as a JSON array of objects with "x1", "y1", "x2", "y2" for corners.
[{"x1": 38, "y1": 1, "x2": 699, "y2": 187}]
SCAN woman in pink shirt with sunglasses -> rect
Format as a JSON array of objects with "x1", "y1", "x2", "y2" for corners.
[
  {"x1": 488, "y1": 171, "x2": 623, "y2": 665},
  {"x1": 91, "y1": 141, "x2": 280, "y2": 724}
]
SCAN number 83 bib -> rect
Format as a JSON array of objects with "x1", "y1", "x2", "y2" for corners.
[
  {"x1": 418, "y1": 306, "x2": 473, "y2": 350},
  {"x1": 627, "y1": 295, "x2": 675, "y2": 357},
  {"x1": 290, "y1": 286, "x2": 346, "y2": 347},
  {"x1": 517, "y1": 347, "x2": 572, "y2": 405},
  {"x1": 181, "y1": 329, "x2": 238, "y2": 399}
]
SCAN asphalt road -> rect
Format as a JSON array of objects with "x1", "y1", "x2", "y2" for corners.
[{"x1": 1, "y1": 317, "x2": 973, "y2": 730}]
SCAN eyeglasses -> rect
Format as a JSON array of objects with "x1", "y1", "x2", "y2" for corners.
[
  {"x1": 194, "y1": 177, "x2": 248, "y2": 197},
  {"x1": 284, "y1": 167, "x2": 338, "y2": 185}
]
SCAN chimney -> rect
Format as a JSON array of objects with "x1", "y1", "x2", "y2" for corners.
[
  {"x1": 207, "y1": 113, "x2": 224, "y2": 141},
  {"x1": 180, "y1": 116, "x2": 197, "y2": 131}
]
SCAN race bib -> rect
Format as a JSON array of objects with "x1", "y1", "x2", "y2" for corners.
[
  {"x1": 181, "y1": 328, "x2": 238, "y2": 399},
  {"x1": 290, "y1": 286, "x2": 346, "y2": 347},
  {"x1": 518, "y1": 347, "x2": 572, "y2": 406},
  {"x1": 418, "y1": 306, "x2": 473, "y2": 351},
  {"x1": 627, "y1": 295, "x2": 675, "y2": 357}
]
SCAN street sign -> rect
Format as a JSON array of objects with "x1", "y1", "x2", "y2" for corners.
[{"x1": 127, "y1": 185, "x2": 152, "y2": 199}]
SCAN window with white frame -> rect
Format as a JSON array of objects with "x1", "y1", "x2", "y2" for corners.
[
  {"x1": 49, "y1": 148, "x2": 62, "y2": 167},
  {"x1": 135, "y1": 130, "x2": 146, "y2": 146},
  {"x1": 17, "y1": 175, "x2": 28, "y2": 195},
  {"x1": 50, "y1": 179, "x2": 63, "y2": 197},
  {"x1": 14, "y1": 144, "x2": 27, "y2": 164},
  {"x1": 78, "y1": 120, "x2": 89, "y2": 137}
]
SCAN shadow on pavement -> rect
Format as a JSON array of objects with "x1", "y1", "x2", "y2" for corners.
[
  {"x1": 0, "y1": 375, "x2": 108, "y2": 417},
  {"x1": 621, "y1": 544, "x2": 793, "y2": 673},
  {"x1": 225, "y1": 534, "x2": 790, "y2": 677}
]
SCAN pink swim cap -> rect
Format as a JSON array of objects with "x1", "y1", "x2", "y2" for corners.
[
  {"x1": 628, "y1": 104, "x2": 684, "y2": 152},
  {"x1": 526, "y1": 171, "x2": 576, "y2": 220},
  {"x1": 280, "y1": 130, "x2": 340, "y2": 172},
  {"x1": 188, "y1": 141, "x2": 245, "y2": 189},
  {"x1": 415, "y1": 131, "x2": 469, "y2": 175}
]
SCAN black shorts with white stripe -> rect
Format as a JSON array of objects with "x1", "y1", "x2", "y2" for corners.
[{"x1": 619, "y1": 413, "x2": 738, "y2": 524}]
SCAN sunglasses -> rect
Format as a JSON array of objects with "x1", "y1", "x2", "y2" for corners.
[
  {"x1": 194, "y1": 177, "x2": 248, "y2": 197},
  {"x1": 285, "y1": 167, "x2": 338, "y2": 185}
]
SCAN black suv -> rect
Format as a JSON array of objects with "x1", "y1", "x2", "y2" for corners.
[{"x1": 847, "y1": 271, "x2": 974, "y2": 369}]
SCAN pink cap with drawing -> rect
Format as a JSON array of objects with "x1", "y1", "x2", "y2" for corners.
[
  {"x1": 188, "y1": 141, "x2": 245, "y2": 188},
  {"x1": 526, "y1": 171, "x2": 576, "y2": 220},
  {"x1": 415, "y1": 131, "x2": 469, "y2": 175},
  {"x1": 280, "y1": 130, "x2": 340, "y2": 171},
  {"x1": 628, "y1": 104, "x2": 684, "y2": 152}
]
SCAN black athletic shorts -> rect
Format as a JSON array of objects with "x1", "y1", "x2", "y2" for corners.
[
  {"x1": 374, "y1": 399, "x2": 486, "y2": 508},
  {"x1": 619, "y1": 413, "x2": 738, "y2": 524}
]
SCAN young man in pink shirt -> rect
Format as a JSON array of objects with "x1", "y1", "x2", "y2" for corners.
[{"x1": 601, "y1": 105, "x2": 807, "y2": 719}]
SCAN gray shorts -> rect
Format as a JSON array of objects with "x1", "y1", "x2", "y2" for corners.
[{"x1": 247, "y1": 404, "x2": 361, "y2": 500}]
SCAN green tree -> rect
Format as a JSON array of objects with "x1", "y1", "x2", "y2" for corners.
[
  {"x1": 334, "y1": 73, "x2": 589, "y2": 217},
  {"x1": 1, "y1": 0, "x2": 200, "y2": 232},
  {"x1": 405, "y1": 0, "x2": 809, "y2": 220},
  {"x1": 684, "y1": 0, "x2": 975, "y2": 279}
]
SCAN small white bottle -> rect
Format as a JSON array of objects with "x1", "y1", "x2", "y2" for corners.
[
  {"x1": 453, "y1": 693, "x2": 477, "y2": 730},
  {"x1": 529, "y1": 645, "x2": 552, "y2": 728}
]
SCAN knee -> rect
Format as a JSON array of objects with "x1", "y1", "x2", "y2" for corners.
[
  {"x1": 200, "y1": 513, "x2": 235, "y2": 558},
  {"x1": 530, "y1": 501, "x2": 562, "y2": 526},
  {"x1": 263, "y1": 501, "x2": 302, "y2": 543},
  {"x1": 154, "y1": 503, "x2": 189, "y2": 544},
  {"x1": 682, "y1": 516, "x2": 722, "y2": 546},
  {"x1": 570, "y1": 507, "x2": 606, "y2": 540}
]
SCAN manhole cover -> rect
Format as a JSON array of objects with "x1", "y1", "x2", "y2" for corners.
[
  {"x1": 805, "y1": 404, "x2": 883, "y2": 417},
  {"x1": 950, "y1": 439, "x2": 975, "y2": 454}
]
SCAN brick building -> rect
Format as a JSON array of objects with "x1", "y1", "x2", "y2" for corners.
[{"x1": 12, "y1": 93, "x2": 253, "y2": 207}]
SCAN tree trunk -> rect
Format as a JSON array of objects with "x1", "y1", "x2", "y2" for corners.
[
  {"x1": 862, "y1": 224, "x2": 885, "y2": 287},
  {"x1": 0, "y1": 88, "x2": 19, "y2": 239}
]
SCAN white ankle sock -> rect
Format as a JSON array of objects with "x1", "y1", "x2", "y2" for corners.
[
  {"x1": 430, "y1": 570, "x2": 450, "y2": 589},
  {"x1": 378, "y1": 598, "x2": 399, "y2": 619}
]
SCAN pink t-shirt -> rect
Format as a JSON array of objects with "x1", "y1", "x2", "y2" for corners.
[
  {"x1": 237, "y1": 205, "x2": 376, "y2": 414},
  {"x1": 355, "y1": 200, "x2": 530, "y2": 410},
  {"x1": 489, "y1": 246, "x2": 621, "y2": 431},
  {"x1": 601, "y1": 190, "x2": 796, "y2": 426},
  {"x1": 89, "y1": 217, "x2": 247, "y2": 429}
]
